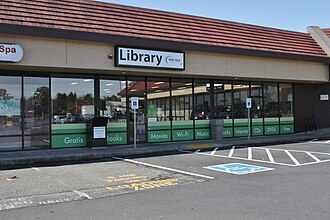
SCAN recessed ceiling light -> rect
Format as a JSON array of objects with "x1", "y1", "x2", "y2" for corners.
[{"x1": 71, "y1": 82, "x2": 78, "y2": 85}]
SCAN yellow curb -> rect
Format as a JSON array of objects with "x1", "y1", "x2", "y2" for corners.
[{"x1": 186, "y1": 144, "x2": 212, "y2": 149}]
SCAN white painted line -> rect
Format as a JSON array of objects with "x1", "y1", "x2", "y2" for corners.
[
  {"x1": 309, "y1": 141, "x2": 328, "y2": 144},
  {"x1": 295, "y1": 159, "x2": 330, "y2": 167},
  {"x1": 258, "y1": 147, "x2": 330, "y2": 156},
  {"x1": 265, "y1": 148, "x2": 275, "y2": 163},
  {"x1": 179, "y1": 150, "x2": 296, "y2": 167},
  {"x1": 112, "y1": 156, "x2": 215, "y2": 180},
  {"x1": 306, "y1": 152, "x2": 321, "y2": 162},
  {"x1": 73, "y1": 190, "x2": 92, "y2": 200},
  {"x1": 228, "y1": 146, "x2": 236, "y2": 157},
  {"x1": 325, "y1": 140, "x2": 330, "y2": 144},
  {"x1": 248, "y1": 147, "x2": 252, "y2": 160},
  {"x1": 211, "y1": 147, "x2": 218, "y2": 155},
  {"x1": 284, "y1": 150, "x2": 300, "y2": 165}
]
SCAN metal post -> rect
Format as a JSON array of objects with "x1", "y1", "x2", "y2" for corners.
[
  {"x1": 134, "y1": 108, "x2": 137, "y2": 149},
  {"x1": 248, "y1": 108, "x2": 251, "y2": 141}
]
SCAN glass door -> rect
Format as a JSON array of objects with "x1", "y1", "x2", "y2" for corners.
[
  {"x1": 127, "y1": 77, "x2": 146, "y2": 144},
  {"x1": 0, "y1": 76, "x2": 22, "y2": 151}
]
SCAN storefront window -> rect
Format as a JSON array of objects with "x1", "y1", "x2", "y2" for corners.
[
  {"x1": 100, "y1": 77, "x2": 127, "y2": 145},
  {"x1": 194, "y1": 80, "x2": 211, "y2": 140},
  {"x1": 147, "y1": 78, "x2": 171, "y2": 143},
  {"x1": 279, "y1": 83, "x2": 294, "y2": 134},
  {"x1": 172, "y1": 79, "x2": 193, "y2": 141},
  {"x1": 264, "y1": 83, "x2": 279, "y2": 135},
  {"x1": 251, "y1": 83, "x2": 263, "y2": 136},
  {"x1": 0, "y1": 76, "x2": 22, "y2": 151},
  {"x1": 233, "y1": 82, "x2": 250, "y2": 137},
  {"x1": 214, "y1": 81, "x2": 233, "y2": 138},
  {"x1": 51, "y1": 77, "x2": 94, "y2": 148},
  {"x1": 24, "y1": 77, "x2": 50, "y2": 149}
]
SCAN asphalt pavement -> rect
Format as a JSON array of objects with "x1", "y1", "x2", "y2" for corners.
[
  {"x1": 0, "y1": 138, "x2": 330, "y2": 219},
  {"x1": 1, "y1": 128, "x2": 330, "y2": 168}
]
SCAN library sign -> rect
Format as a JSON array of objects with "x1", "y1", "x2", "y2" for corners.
[
  {"x1": 115, "y1": 47, "x2": 185, "y2": 70},
  {"x1": 0, "y1": 44, "x2": 24, "y2": 62}
]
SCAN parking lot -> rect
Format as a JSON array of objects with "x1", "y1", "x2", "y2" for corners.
[{"x1": 1, "y1": 139, "x2": 330, "y2": 219}]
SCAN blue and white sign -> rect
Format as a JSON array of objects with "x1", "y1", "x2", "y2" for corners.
[
  {"x1": 204, "y1": 163, "x2": 274, "y2": 175},
  {"x1": 246, "y1": 98, "x2": 252, "y2": 109},
  {"x1": 131, "y1": 97, "x2": 139, "y2": 110}
]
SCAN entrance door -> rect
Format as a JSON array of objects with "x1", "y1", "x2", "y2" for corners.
[
  {"x1": 127, "y1": 77, "x2": 147, "y2": 144},
  {"x1": 128, "y1": 95, "x2": 146, "y2": 144}
]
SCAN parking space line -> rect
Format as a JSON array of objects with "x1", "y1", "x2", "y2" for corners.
[
  {"x1": 295, "y1": 159, "x2": 330, "y2": 167},
  {"x1": 265, "y1": 148, "x2": 275, "y2": 163},
  {"x1": 211, "y1": 147, "x2": 218, "y2": 155},
  {"x1": 258, "y1": 147, "x2": 330, "y2": 156},
  {"x1": 228, "y1": 146, "x2": 236, "y2": 157},
  {"x1": 305, "y1": 152, "x2": 321, "y2": 162},
  {"x1": 248, "y1": 147, "x2": 252, "y2": 160},
  {"x1": 180, "y1": 150, "x2": 296, "y2": 167},
  {"x1": 284, "y1": 150, "x2": 300, "y2": 165},
  {"x1": 112, "y1": 157, "x2": 215, "y2": 180},
  {"x1": 265, "y1": 149, "x2": 275, "y2": 163}
]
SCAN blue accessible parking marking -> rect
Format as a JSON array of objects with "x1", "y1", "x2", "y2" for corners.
[{"x1": 204, "y1": 163, "x2": 274, "y2": 175}]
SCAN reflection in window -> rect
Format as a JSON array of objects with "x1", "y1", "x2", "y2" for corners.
[
  {"x1": 100, "y1": 78, "x2": 127, "y2": 121},
  {"x1": 250, "y1": 83, "x2": 263, "y2": 119},
  {"x1": 0, "y1": 76, "x2": 22, "y2": 151},
  {"x1": 279, "y1": 84, "x2": 293, "y2": 118},
  {"x1": 0, "y1": 76, "x2": 22, "y2": 136},
  {"x1": 24, "y1": 77, "x2": 50, "y2": 149},
  {"x1": 214, "y1": 82, "x2": 232, "y2": 119},
  {"x1": 264, "y1": 83, "x2": 278, "y2": 118},
  {"x1": 147, "y1": 78, "x2": 170, "y2": 124},
  {"x1": 233, "y1": 83, "x2": 249, "y2": 119},
  {"x1": 52, "y1": 78, "x2": 94, "y2": 124},
  {"x1": 147, "y1": 78, "x2": 171, "y2": 143},
  {"x1": 100, "y1": 78, "x2": 127, "y2": 145},
  {"x1": 172, "y1": 79, "x2": 193, "y2": 141},
  {"x1": 193, "y1": 80, "x2": 210, "y2": 120},
  {"x1": 233, "y1": 82, "x2": 250, "y2": 137},
  {"x1": 172, "y1": 79, "x2": 193, "y2": 123}
]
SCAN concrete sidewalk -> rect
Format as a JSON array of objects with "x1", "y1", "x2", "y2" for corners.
[{"x1": 1, "y1": 128, "x2": 330, "y2": 168}]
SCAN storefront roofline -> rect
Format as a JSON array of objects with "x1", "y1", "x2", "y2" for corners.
[{"x1": 1, "y1": 23, "x2": 330, "y2": 64}]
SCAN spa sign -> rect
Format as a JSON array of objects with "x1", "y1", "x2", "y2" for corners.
[
  {"x1": 0, "y1": 44, "x2": 24, "y2": 62},
  {"x1": 115, "y1": 47, "x2": 184, "y2": 70}
]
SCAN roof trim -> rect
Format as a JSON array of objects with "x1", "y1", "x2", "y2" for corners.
[{"x1": 1, "y1": 23, "x2": 329, "y2": 64}]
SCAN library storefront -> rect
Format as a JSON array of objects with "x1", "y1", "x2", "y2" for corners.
[
  {"x1": 0, "y1": 72, "x2": 294, "y2": 151},
  {"x1": 1, "y1": 0, "x2": 330, "y2": 152}
]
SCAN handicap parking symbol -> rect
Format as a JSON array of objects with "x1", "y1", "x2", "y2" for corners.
[{"x1": 204, "y1": 163, "x2": 274, "y2": 175}]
